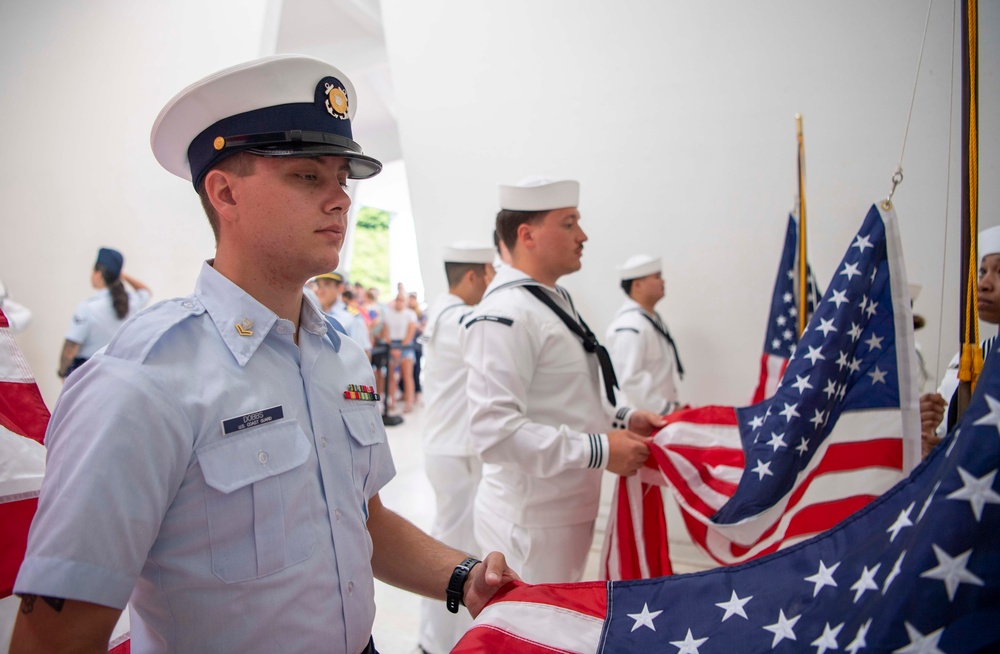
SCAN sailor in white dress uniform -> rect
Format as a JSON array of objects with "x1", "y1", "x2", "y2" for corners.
[
  {"x1": 921, "y1": 225, "x2": 1000, "y2": 452},
  {"x1": 460, "y1": 177, "x2": 665, "y2": 584},
  {"x1": 605, "y1": 254, "x2": 683, "y2": 415},
  {"x1": 418, "y1": 242, "x2": 495, "y2": 654}
]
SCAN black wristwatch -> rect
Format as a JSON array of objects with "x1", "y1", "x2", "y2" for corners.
[{"x1": 446, "y1": 556, "x2": 481, "y2": 613}]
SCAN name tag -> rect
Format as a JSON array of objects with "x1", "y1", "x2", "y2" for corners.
[{"x1": 222, "y1": 405, "x2": 284, "y2": 436}]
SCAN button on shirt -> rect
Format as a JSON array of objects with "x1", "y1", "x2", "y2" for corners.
[
  {"x1": 16, "y1": 262, "x2": 395, "y2": 654},
  {"x1": 460, "y1": 266, "x2": 615, "y2": 527},
  {"x1": 605, "y1": 298, "x2": 680, "y2": 414},
  {"x1": 64, "y1": 287, "x2": 152, "y2": 358}
]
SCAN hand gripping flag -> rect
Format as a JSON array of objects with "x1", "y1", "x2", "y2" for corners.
[
  {"x1": 454, "y1": 273, "x2": 999, "y2": 653},
  {"x1": 0, "y1": 309, "x2": 130, "y2": 652},
  {"x1": 601, "y1": 204, "x2": 920, "y2": 579},
  {"x1": 753, "y1": 214, "x2": 821, "y2": 403}
]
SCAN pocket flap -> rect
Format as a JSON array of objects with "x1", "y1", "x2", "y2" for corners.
[
  {"x1": 197, "y1": 420, "x2": 311, "y2": 494},
  {"x1": 341, "y1": 406, "x2": 385, "y2": 447}
]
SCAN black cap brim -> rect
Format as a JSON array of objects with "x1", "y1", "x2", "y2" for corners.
[{"x1": 248, "y1": 145, "x2": 382, "y2": 179}]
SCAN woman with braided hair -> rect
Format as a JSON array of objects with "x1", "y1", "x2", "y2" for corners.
[{"x1": 58, "y1": 247, "x2": 151, "y2": 380}]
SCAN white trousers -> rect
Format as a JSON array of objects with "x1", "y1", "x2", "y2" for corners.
[
  {"x1": 418, "y1": 453, "x2": 482, "y2": 654},
  {"x1": 474, "y1": 503, "x2": 595, "y2": 585}
]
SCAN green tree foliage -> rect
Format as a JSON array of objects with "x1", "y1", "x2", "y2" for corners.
[{"x1": 351, "y1": 206, "x2": 391, "y2": 295}]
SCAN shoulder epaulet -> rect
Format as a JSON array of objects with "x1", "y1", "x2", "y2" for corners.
[
  {"x1": 614, "y1": 327, "x2": 640, "y2": 334},
  {"x1": 104, "y1": 297, "x2": 204, "y2": 364},
  {"x1": 346, "y1": 305, "x2": 361, "y2": 316}
]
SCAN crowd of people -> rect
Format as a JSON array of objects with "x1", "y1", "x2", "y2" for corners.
[
  {"x1": 306, "y1": 275, "x2": 427, "y2": 424},
  {"x1": 3, "y1": 52, "x2": 988, "y2": 654}
]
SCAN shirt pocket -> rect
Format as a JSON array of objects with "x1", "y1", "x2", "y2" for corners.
[
  {"x1": 341, "y1": 405, "x2": 386, "y2": 517},
  {"x1": 197, "y1": 420, "x2": 318, "y2": 583}
]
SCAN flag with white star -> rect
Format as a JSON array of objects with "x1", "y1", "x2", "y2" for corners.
[
  {"x1": 752, "y1": 214, "x2": 821, "y2": 403},
  {"x1": 601, "y1": 204, "x2": 921, "y2": 580},
  {"x1": 454, "y1": 277, "x2": 999, "y2": 652}
]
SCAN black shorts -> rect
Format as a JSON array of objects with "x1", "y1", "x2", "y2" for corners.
[{"x1": 371, "y1": 343, "x2": 389, "y2": 369}]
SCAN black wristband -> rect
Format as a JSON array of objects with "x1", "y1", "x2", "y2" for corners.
[{"x1": 445, "y1": 556, "x2": 481, "y2": 614}]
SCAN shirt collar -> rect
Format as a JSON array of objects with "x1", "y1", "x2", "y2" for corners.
[
  {"x1": 484, "y1": 265, "x2": 576, "y2": 315},
  {"x1": 484, "y1": 264, "x2": 559, "y2": 296},
  {"x1": 423, "y1": 292, "x2": 468, "y2": 341},
  {"x1": 301, "y1": 290, "x2": 341, "y2": 350},
  {"x1": 618, "y1": 296, "x2": 656, "y2": 318},
  {"x1": 194, "y1": 262, "x2": 336, "y2": 366}
]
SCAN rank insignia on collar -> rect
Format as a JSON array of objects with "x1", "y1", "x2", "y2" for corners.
[
  {"x1": 235, "y1": 318, "x2": 254, "y2": 337},
  {"x1": 344, "y1": 384, "x2": 380, "y2": 401}
]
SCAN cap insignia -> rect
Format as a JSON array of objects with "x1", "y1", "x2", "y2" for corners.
[{"x1": 318, "y1": 77, "x2": 349, "y2": 120}]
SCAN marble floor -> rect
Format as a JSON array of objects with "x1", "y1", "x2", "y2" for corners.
[{"x1": 370, "y1": 398, "x2": 715, "y2": 654}]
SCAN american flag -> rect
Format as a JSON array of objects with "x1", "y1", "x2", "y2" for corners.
[
  {"x1": 601, "y1": 204, "x2": 920, "y2": 578},
  {"x1": 0, "y1": 307, "x2": 46, "y2": 600},
  {"x1": 454, "y1": 283, "x2": 1000, "y2": 653},
  {"x1": 0, "y1": 308, "x2": 130, "y2": 652},
  {"x1": 752, "y1": 214, "x2": 821, "y2": 403}
]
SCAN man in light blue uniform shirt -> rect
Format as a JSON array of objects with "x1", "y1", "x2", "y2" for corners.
[
  {"x1": 314, "y1": 271, "x2": 372, "y2": 356},
  {"x1": 12, "y1": 55, "x2": 516, "y2": 654}
]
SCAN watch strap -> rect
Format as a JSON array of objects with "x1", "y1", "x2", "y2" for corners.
[{"x1": 445, "y1": 556, "x2": 481, "y2": 613}]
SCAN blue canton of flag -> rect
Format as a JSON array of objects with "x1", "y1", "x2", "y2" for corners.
[
  {"x1": 753, "y1": 215, "x2": 821, "y2": 403},
  {"x1": 721, "y1": 205, "x2": 918, "y2": 526},
  {"x1": 763, "y1": 215, "x2": 821, "y2": 360}
]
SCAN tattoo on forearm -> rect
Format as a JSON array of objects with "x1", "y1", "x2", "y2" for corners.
[{"x1": 18, "y1": 594, "x2": 66, "y2": 614}]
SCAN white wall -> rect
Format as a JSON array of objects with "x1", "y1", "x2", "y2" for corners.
[
  {"x1": 381, "y1": 0, "x2": 1000, "y2": 406},
  {"x1": 0, "y1": 0, "x2": 275, "y2": 406}
]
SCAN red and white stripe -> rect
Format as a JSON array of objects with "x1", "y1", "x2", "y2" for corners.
[
  {"x1": 751, "y1": 352, "x2": 789, "y2": 404},
  {"x1": 603, "y1": 405, "x2": 909, "y2": 576},
  {"x1": 452, "y1": 581, "x2": 606, "y2": 654},
  {"x1": 0, "y1": 309, "x2": 48, "y2": 599},
  {"x1": 0, "y1": 308, "x2": 130, "y2": 651}
]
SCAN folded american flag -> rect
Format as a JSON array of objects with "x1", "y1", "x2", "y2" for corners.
[
  {"x1": 601, "y1": 203, "x2": 920, "y2": 578},
  {"x1": 454, "y1": 275, "x2": 999, "y2": 652}
]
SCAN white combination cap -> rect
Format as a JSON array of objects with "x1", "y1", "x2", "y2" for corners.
[
  {"x1": 618, "y1": 254, "x2": 662, "y2": 281},
  {"x1": 498, "y1": 176, "x2": 579, "y2": 211},
  {"x1": 151, "y1": 54, "x2": 381, "y2": 189},
  {"x1": 980, "y1": 226, "x2": 1000, "y2": 260},
  {"x1": 443, "y1": 242, "x2": 495, "y2": 264}
]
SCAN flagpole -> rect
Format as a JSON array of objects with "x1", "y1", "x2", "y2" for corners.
[
  {"x1": 796, "y1": 114, "x2": 808, "y2": 336},
  {"x1": 956, "y1": 0, "x2": 981, "y2": 415}
]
